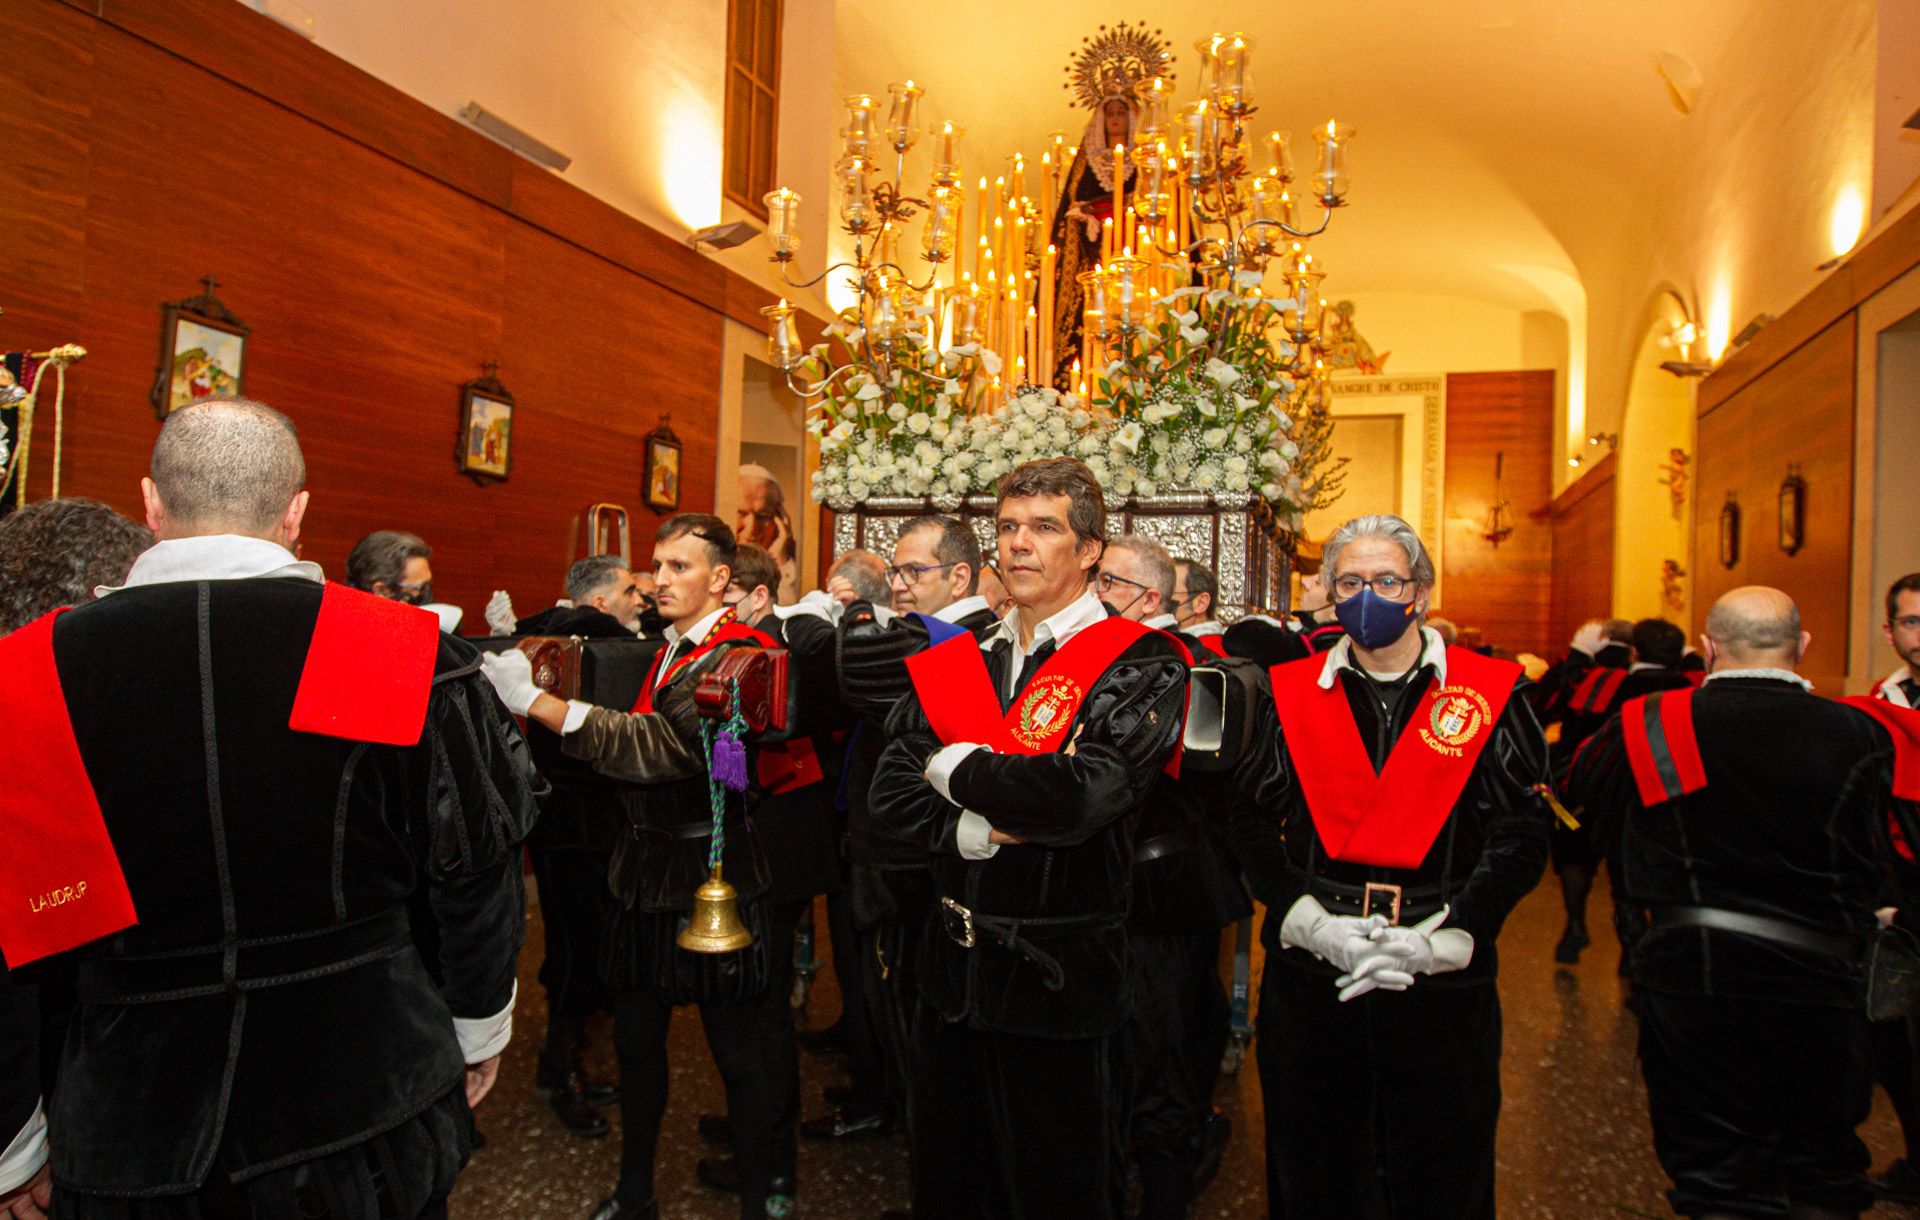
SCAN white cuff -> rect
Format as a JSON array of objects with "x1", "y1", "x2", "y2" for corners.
[
  {"x1": 1429, "y1": 927, "x2": 1474, "y2": 973},
  {"x1": 0, "y1": 1100, "x2": 46, "y2": 1193},
  {"x1": 560, "y1": 700, "x2": 594, "y2": 736},
  {"x1": 955, "y1": 810, "x2": 1002, "y2": 860},
  {"x1": 453, "y1": 981, "x2": 515, "y2": 1063},
  {"x1": 1278, "y1": 894, "x2": 1330, "y2": 954},
  {"x1": 925, "y1": 742, "x2": 986, "y2": 804}
]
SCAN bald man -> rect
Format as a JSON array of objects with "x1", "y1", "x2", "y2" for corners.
[{"x1": 1571, "y1": 586, "x2": 1920, "y2": 1220}]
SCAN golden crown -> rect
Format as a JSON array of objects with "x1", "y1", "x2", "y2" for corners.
[{"x1": 1064, "y1": 22, "x2": 1175, "y2": 110}]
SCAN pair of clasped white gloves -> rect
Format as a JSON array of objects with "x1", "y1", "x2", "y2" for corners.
[{"x1": 1281, "y1": 897, "x2": 1475, "y2": 1001}]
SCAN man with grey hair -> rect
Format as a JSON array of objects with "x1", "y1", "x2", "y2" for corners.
[
  {"x1": 1571, "y1": 585, "x2": 1920, "y2": 1220},
  {"x1": 1097, "y1": 533, "x2": 1175, "y2": 623},
  {"x1": 0, "y1": 397, "x2": 540, "y2": 1217},
  {"x1": 1230, "y1": 512, "x2": 1550, "y2": 1219},
  {"x1": 826, "y1": 548, "x2": 891, "y2": 607}
]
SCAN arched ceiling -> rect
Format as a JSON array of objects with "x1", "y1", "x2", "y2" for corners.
[{"x1": 831, "y1": 1, "x2": 1785, "y2": 318}]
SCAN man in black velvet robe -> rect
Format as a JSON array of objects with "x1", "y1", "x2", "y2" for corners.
[
  {"x1": 512, "y1": 554, "x2": 647, "y2": 1138},
  {"x1": 871, "y1": 459, "x2": 1188, "y2": 1220},
  {"x1": 484, "y1": 515, "x2": 789, "y2": 1220},
  {"x1": 0, "y1": 398, "x2": 541, "y2": 1219},
  {"x1": 1107, "y1": 536, "x2": 1249, "y2": 1219},
  {"x1": 1229, "y1": 513, "x2": 1550, "y2": 1220},
  {"x1": 1569, "y1": 586, "x2": 1920, "y2": 1220}
]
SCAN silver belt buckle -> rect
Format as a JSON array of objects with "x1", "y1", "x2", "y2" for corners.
[{"x1": 941, "y1": 897, "x2": 976, "y2": 948}]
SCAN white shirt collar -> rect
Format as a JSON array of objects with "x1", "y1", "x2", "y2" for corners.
[
  {"x1": 1185, "y1": 619, "x2": 1224, "y2": 637},
  {"x1": 1143, "y1": 613, "x2": 1180, "y2": 630},
  {"x1": 934, "y1": 594, "x2": 992, "y2": 624},
  {"x1": 1880, "y1": 666, "x2": 1916, "y2": 708},
  {"x1": 97, "y1": 534, "x2": 320, "y2": 597},
  {"x1": 1318, "y1": 625, "x2": 1448, "y2": 690},
  {"x1": 994, "y1": 587, "x2": 1109, "y2": 653},
  {"x1": 665, "y1": 604, "x2": 730, "y2": 649},
  {"x1": 1630, "y1": 661, "x2": 1663, "y2": 672},
  {"x1": 1705, "y1": 667, "x2": 1814, "y2": 691}
]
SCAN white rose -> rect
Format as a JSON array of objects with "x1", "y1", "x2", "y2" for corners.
[
  {"x1": 906, "y1": 413, "x2": 930, "y2": 435},
  {"x1": 886, "y1": 403, "x2": 909, "y2": 423},
  {"x1": 1261, "y1": 481, "x2": 1284, "y2": 500},
  {"x1": 1143, "y1": 400, "x2": 1181, "y2": 425},
  {"x1": 1137, "y1": 478, "x2": 1158, "y2": 498},
  {"x1": 1204, "y1": 427, "x2": 1228, "y2": 448},
  {"x1": 1225, "y1": 469, "x2": 1251, "y2": 492},
  {"x1": 848, "y1": 480, "x2": 872, "y2": 500},
  {"x1": 1282, "y1": 440, "x2": 1301, "y2": 460},
  {"x1": 1225, "y1": 455, "x2": 1249, "y2": 475}
]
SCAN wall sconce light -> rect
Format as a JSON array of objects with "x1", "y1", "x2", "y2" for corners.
[
  {"x1": 1731, "y1": 313, "x2": 1774, "y2": 349},
  {"x1": 1659, "y1": 316, "x2": 1713, "y2": 378},
  {"x1": 458, "y1": 102, "x2": 572, "y2": 171},
  {"x1": 686, "y1": 220, "x2": 762, "y2": 250},
  {"x1": 1587, "y1": 432, "x2": 1618, "y2": 451}
]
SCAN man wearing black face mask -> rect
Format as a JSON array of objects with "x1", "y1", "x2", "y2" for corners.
[
  {"x1": 347, "y1": 530, "x2": 435, "y2": 605},
  {"x1": 1228, "y1": 513, "x2": 1551, "y2": 1220}
]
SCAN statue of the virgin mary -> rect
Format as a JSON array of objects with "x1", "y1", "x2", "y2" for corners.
[{"x1": 1045, "y1": 23, "x2": 1174, "y2": 390}]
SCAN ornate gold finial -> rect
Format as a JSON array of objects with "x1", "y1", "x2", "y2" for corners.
[{"x1": 1064, "y1": 21, "x2": 1174, "y2": 110}]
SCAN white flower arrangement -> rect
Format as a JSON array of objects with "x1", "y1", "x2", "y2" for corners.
[{"x1": 805, "y1": 284, "x2": 1342, "y2": 533}]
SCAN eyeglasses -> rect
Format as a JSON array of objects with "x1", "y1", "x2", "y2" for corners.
[
  {"x1": 1894, "y1": 616, "x2": 1920, "y2": 632},
  {"x1": 886, "y1": 561, "x2": 957, "y2": 586},
  {"x1": 1094, "y1": 571, "x2": 1150, "y2": 596},
  {"x1": 1332, "y1": 573, "x2": 1416, "y2": 602}
]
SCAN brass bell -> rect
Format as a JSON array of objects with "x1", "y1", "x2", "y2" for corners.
[{"x1": 677, "y1": 866, "x2": 754, "y2": 954}]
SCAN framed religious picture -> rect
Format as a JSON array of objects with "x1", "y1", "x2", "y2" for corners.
[
  {"x1": 457, "y1": 364, "x2": 515, "y2": 483},
  {"x1": 1777, "y1": 466, "x2": 1806, "y2": 556},
  {"x1": 1718, "y1": 494, "x2": 1741, "y2": 569},
  {"x1": 151, "y1": 276, "x2": 249, "y2": 419},
  {"x1": 644, "y1": 419, "x2": 682, "y2": 511}
]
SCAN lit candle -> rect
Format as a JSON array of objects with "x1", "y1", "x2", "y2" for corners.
[
  {"x1": 1220, "y1": 34, "x2": 1255, "y2": 114},
  {"x1": 1112, "y1": 143, "x2": 1125, "y2": 246},
  {"x1": 843, "y1": 94, "x2": 876, "y2": 159},
  {"x1": 1314, "y1": 120, "x2": 1354, "y2": 203},
  {"x1": 885, "y1": 80, "x2": 924, "y2": 152},
  {"x1": 1268, "y1": 131, "x2": 1295, "y2": 181},
  {"x1": 1182, "y1": 101, "x2": 1212, "y2": 181},
  {"x1": 762, "y1": 187, "x2": 801, "y2": 259},
  {"x1": 838, "y1": 158, "x2": 873, "y2": 234},
  {"x1": 1039, "y1": 243, "x2": 1056, "y2": 382},
  {"x1": 761, "y1": 299, "x2": 800, "y2": 369},
  {"x1": 933, "y1": 121, "x2": 963, "y2": 186}
]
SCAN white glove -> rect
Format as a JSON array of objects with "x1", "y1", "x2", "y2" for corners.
[
  {"x1": 1569, "y1": 621, "x2": 1606, "y2": 657},
  {"x1": 1285, "y1": 898, "x2": 1390, "y2": 976},
  {"x1": 1336, "y1": 907, "x2": 1458, "y2": 1002},
  {"x1": 484, "y1": 590, "x2": 517, "y2": 636},
  {"x1": 479, "y1": 649, "x2": 542, "y2": 716}
]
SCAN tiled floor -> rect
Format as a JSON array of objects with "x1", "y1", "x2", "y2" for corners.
[{"x1": 453, "y1": 878, "x2": 1917, "y2": 1218}]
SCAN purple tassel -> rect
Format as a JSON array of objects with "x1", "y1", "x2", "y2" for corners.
[{"x1": 712, "y1": 732, "x2": 749, "y2": 792}]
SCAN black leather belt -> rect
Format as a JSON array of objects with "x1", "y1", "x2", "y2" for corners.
[
  {"x1": 77, "y1": 908, "x2": 412, "y2": 1004},
  {"x1": 637, "y1": 818, "x2": 743, "y2": 841},
  {"x1": 1133, "y1": 827, "x2": 1204, "y2": 865},
  {"x1": 1651, "y1": 905, "x2": 1862, "y2": 962},
  {"x1": 939, "y1": 897, "x2": 1121, "y2": 992},
  {"x1": 1309, "y1": 877, "x2": 1449, "y2": 927}
]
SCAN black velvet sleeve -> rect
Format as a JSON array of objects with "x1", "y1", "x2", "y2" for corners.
[
  {"x1": 836, "y1": 602, "x2": 932, "y2": 721},
  {"x1": 1440, "y1": 681, "x2": 1553, "y2": 946},
  {"x1": 1225, "y1": 675, "x2": 1309, "y2": 916},
  {"x1": 772, "y1": 612, "x2": 843, "y2": 736},
  {"x1": 416, "y1": 651, "x2": 544, "y2": 1023},
  {"x1": 944, "y1": 648, "x2": 1189, "y2": 848},
  {"x1": 871, "y1": 687, "x2": 966, "y2": 856},
  {"x1": 0, "y1": 973, "x2": 38, "y2": 1178}
]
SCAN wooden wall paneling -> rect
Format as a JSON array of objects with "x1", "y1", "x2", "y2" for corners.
[
  {"x1": 1441, "y1": 370, "x2": 1557, "y2": 657},
  {"x1": 1692, "y1": 316, "x2": 1855, "y2": 692},
  {"x1": 1546, "y1": 453, "x2": 1616, "y2": 652}
]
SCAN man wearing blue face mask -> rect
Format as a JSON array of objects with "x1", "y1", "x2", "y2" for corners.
[{"x1": 1227, "y1": 513, "x2": 1552, "y2": 1220}]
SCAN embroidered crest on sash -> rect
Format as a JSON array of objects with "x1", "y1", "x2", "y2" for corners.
[
  {"x1": 1013, "y1": 673, "x2": 1084, "y2": 749},
  {"x1": 1421, "y1": 686, "x2": 1491, "y2": 757}
]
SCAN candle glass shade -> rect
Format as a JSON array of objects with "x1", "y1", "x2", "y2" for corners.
[
  {"x1": 1079, "y1": 269, "x2": 1111, "y2": 341},
  {"x1": 1195, "y1": 36, "x2": 1225, "y2": 103},
  {"x1": 763, "y1": 188, "x2": 802, "y2": 260},
  {"x1": 865, "y1": 286, "x2": 903, "y2": 350},
  {"x1": 843, "y1": 94, "x2": 877, "y2": 158},
  {"x1": 933, "y1": 122, "x2": 964, "y2": 187},
  {"x1": 1314, "y1": 122, "x2": 1354, "y2": 204},
  {"x1": 1244, "y1": 178, "x2": 1282, "y2": 253},
  {"x1": 921, "y1": 191, "x2": 957, "y2": 263},
  {"x1": 885, "y1": 81, "x2": 924, "y2": 153},
  {"x1": 1181, "y1": 103, "x2": 1216, "y2": 181},
  {"x1": 1109, "y1": 257, "x2": 1146, "y2": 332},
  {"x1": 1268, "y1": 131, "x2": 1295, "y2": 182},
  {"x1": 838, "y1": 159, "x2": 874, "y2": 235},
  {"x1": 761, "y1": 302, "x2": 801, "y2": 370},
  {"x1": 1216, "y1": 35, "x2": 1255, "y2": 115},
  {"x1": 1138, "y1": 78, "x2": 1174, "y2": 142},
  {"x1": 946, "y1": 288, "x2": 984, "y2": 351}
]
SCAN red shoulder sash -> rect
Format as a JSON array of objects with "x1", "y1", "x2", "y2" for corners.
[
  {"x1": 289, "y1": 583, "x2": 441, "y2": 745},
  {"x1": 1196, "y1": 635, "x2": 1229, "y2": 660},
  {"x1": 1271, "y1": 645, "x2": 1521, "y2": 868},
  {"x1": 1619, "y1": 689, "x2": 1707, "y2": 806},
  {"x1": 0, "y1": 611, "x2": 140, "y2": 966},
  {"x1": 1842, "y1": 695, "x2": 1920, "y2": 802},
  {"x1": 1568, "y1": 666, "x2": 1629, "y2": 715},
  {"x1": 631, "y1": 611, "x2": 774, "y2": 713},
  {"x1": 905, "y1": 616, "x2": 1184, "y2": 774}
]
